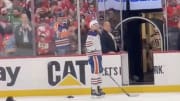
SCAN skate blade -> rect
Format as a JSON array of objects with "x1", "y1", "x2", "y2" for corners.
[{"x1": 91, "y1": 95, "x2": 104, "y2": 99}]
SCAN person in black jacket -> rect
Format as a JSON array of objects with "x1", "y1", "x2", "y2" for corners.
[{"x1": 100, "y1": 21, "x2": 118, "y2": 53}]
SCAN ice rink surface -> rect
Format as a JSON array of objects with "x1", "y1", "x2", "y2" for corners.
[{"x1": 1, "y1": 93, "x2": 180, "y2": 101}]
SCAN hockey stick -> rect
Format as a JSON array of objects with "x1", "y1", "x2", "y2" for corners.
[{"x1": 109, "y1": 75, "x2": 139, "y2": 97}]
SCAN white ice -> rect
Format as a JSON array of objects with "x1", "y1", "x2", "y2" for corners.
[{"x1": 1, "y1": 93, "x2": 180, "y2": 101}]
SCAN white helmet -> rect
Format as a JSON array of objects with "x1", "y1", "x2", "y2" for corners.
[{"x1": 89, "y1": 20, "x2": 99, "y2": 28}]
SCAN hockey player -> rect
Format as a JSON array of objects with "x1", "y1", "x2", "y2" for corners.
[{"x1": 85, "y1": 20, "x2": 105, "y2": 96}]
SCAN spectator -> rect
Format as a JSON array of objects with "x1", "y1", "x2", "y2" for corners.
[
  {"x1": 167, "y1": 0, "x2": 180, "y2": 28},
  {"x1": 68, "y1": 25, "x2": 78, "y2": 54},
  {"x1": 149, "y1": 28, "x2": 161, "y2": 51},
  {"x1": 84, "y1": 3, "x2": 97, "y2": 27},
  {"x1": 80, "y1": 23, "x2": 89, "y2": 54},
  {"x1": 107, "y1": 8, "x2": 120, "y2": 30},
  {"x1": 24, "y1": 0, "x2": 31, "y2": 21},
  {"x1": 16, "y1": 13, "x2": 32, "y2": 47},
  {"x1": 12, "y1": 7, "x2": 22, "y2": 30},
  {"x1": 80, "y1": 1, "x2": 88, "y2": 14},
  {"x1": 100, "y1": 21, "x2": 118, "y2": 54},
  {"x1": 15, "y1": 13, "x2": 33, "y2": 56},
  {"x1": 166, "y1": 0, "x2": 180, "y2": 50},
  {"x1": 54, "y1": 16, "x2": 71, "y2": 55},
  {"x1": 36, "y1": 16, "x2": 55, "y2": 55},
  {"x1": 0, "y1": 0, "x2": 13, "y2": 13},
  {"x1": 87, "y1": 3, "x2": 96, "y2": 18},
  {"x1": 3, "y1": 24, "x2": 16, "y2": 56}
]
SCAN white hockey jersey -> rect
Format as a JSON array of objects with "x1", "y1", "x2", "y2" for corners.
[{"x1": 85, "y1": 31, "x2": 102, "y2": 56}]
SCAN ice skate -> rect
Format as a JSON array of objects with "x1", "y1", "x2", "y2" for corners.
[
  {"x1": 98, "y1": 86, "x2": 106, "y2": 96},
  {"x1": 91, "y1": 89, "x2": 101, "y2": 97}
]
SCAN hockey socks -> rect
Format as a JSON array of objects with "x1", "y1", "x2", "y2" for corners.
[{"x1": 91, "y1": 74, "x2": 105, "y2": 96}]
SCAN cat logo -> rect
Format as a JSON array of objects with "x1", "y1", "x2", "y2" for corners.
[
  {"x1": 58, "y1": 74, "x2": 81, "y2": 86},
  {"x1": 47, "y1": 60, "x2": 88, "y2": 86}
]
